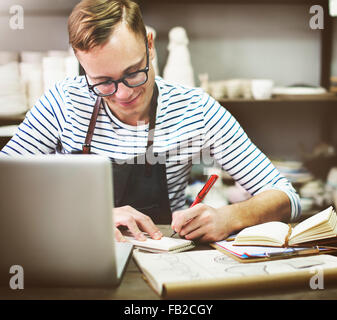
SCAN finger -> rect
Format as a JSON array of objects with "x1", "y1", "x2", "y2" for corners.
[
  {"x1": 198, "y1": 233, "x2": 217, "y2": 243},
  {"x1": 115, "y1": 227, "x2": 127, "y2": 242},
  {"x1": 172, "y1": 205, "x2": 203, "y2": 232},
  {"x1": 126, "y1": 206, "x2": 163, "y2": 240},
  {"x1": 124, "y1": 215, "x2": 147, "y2": 241},
  {"x1": 180, "y1": 216, "x2": 202, "y2": 237},
  {"x1": 134, "y1": 212, "x2": 162, "y2": 240},
  {"x1": 184, "y1": 225, "x2": 207, "y2": 241},
  {"x1": 171, "y1": 208, "x2": 191, "y2": 231},
  {"x1": 124, "y1": 206, "x2": 162, "y2": 239},
  {"x1": 118, "y1": 206, "x2": 162, "y2": 240}
]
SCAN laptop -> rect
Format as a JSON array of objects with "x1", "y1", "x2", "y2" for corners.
[{"x1": 0, "y1": 154, "x2": 133, "y2": 287}]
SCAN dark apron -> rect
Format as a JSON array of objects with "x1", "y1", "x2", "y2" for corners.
[{"x1": 74, "y1": 84, "x2": 172, "y2": 224}]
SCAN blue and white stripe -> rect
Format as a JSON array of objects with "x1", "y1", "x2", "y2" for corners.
[{"x1": 1, "y1": 76, "x2": 301, "y2": 220}]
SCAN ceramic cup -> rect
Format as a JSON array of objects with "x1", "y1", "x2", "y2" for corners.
[{"x1": 251, "y1": 79, "x2": 274, "y2": 100}]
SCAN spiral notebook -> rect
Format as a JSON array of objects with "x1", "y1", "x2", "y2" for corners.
[{"x1": 123, "y1": 233, "x2": 195, "y2": 253}]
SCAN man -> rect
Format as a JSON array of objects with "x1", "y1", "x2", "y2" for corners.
[{"x1": 1, "y1": 0, "x2": 300, "y2": 242}]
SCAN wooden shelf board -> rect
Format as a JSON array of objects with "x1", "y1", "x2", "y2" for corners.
[
  {"x1": 0, "y1": 114, "x2": 26, "y2": 126},
  {"x1": 219, "y1": 94, "x2": 337, "y2": 104}
]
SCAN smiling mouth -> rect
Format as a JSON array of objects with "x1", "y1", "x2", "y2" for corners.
[{"x1": 118, "y1": 93, "x2": 141, "y2": 107}]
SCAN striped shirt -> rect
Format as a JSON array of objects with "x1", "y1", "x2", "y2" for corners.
[{"x1": 1, "y1": 76, "x2": 301, "y2": 220}]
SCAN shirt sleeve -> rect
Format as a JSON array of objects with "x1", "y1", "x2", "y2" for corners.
[
  {"x1": 0, "y1": 84, "x2": 64, "y2": 156},
  {"x1": 201, "y1": 93, "x2": 301, "y2": 221}
]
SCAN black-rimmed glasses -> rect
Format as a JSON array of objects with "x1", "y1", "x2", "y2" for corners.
[{"x1": 84, "y1": 41, "x2": 149, "y2": 97}]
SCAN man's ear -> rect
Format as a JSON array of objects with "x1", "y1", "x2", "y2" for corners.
[{"x1": 147, "y1": 32, "x2": 155, "y2": 61}]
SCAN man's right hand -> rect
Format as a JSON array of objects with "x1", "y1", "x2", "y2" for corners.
[{"x1": 114, "y1": 205, "x2": 163, "y2": 242}]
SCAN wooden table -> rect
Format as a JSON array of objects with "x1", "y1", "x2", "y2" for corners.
[{"x1": 1, "y1": 225, "x2": 337, "y2": 300}]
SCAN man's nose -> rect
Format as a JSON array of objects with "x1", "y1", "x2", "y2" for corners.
[{"x1": 114, "y1": 82, "x2": 134, "y2": 100}]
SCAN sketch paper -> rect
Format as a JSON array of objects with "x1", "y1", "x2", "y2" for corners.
[{"x1": 133, "y1": 249, "x2": 337, "y2": 296}]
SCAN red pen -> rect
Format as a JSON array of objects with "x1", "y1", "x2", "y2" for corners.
[
  {"x1": 171, "y1": 174, "x2": 219, "y2": 237},
  {"x1": 190, "y1": 174, "x2": 219, "y2": 207}
]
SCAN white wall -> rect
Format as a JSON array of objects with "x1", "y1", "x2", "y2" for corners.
[
  {"x1": 0, "y1": 1, "x2": 336, "y2": 85},
  {"x1": 0, "y1": 16, "x2": 70, "y2": 51},
  {"x1": 143, "y1": 3, "x2": 323, "y2": 87},
  {"x1": 0, "y1": 0, "x2": 78, "y2": 13},
  {"x1": 0, "y1": 0, "x2": 79, "y2": 51}
]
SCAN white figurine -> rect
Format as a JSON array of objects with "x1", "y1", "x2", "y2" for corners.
[
  {"x1": 145, "y1": 25, "x2": 160, "y2": 76},
  {"x1": 163, "y1": 26, "x2": 194, "y2": 87}
]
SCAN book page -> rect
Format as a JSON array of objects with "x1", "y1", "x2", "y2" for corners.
[
  {"x1": 233, "y1": 221, "x2": 289, "y2": 246},
  {"x1": 290, "y1": 206, "x2": 333, "y2": 240}
]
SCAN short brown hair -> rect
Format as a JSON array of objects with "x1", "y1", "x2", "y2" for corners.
[{"x1": 68, "y1": 0, "x2": 147, "y2": 52}]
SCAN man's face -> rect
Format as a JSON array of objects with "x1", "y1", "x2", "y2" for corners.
[{"x1": 76, "y1": 23, "x2": 155, "y2": 125}]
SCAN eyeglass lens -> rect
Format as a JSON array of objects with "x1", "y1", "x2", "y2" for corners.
[{"x1": 92, "y1": 71, "x2": 148, "y2": 96}]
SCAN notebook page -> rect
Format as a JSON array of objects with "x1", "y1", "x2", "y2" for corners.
[
  {"x1": 234, "y1": 221, "x2": 289, "y2": 244},
  {"x1": 124, "y1": 235, "x2": 194, "y2": 251},
  {"x1": 290, "y1": 207, "x2": 333, "y2": 240}
]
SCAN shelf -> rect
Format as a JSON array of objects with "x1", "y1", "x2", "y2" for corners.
[
  {"x1": 218, "y1": 93, "x2": 337, "y2": 150},
  {"x1": 219, "y1": 93, "x2": 337, "y2": 104},
  {"x1": 0, "y1": 114, "x2": 26, "y2": 126}
]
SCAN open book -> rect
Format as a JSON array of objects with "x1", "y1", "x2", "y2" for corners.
[
  {"x1": 123, "y1": 233, "x2": 195, "y2": 253},
  {"x1": 233, "y1": 206, "x2": 337, "y2": 247}
]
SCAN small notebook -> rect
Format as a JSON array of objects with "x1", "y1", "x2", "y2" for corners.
[
  {"x1": 123, "y1": 233, "x2": 195, "y2": 253},
  {"x1": 233, "y1": 206, "x2": 337, "y2": 247}
]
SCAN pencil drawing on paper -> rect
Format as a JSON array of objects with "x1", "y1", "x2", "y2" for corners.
[
  {"x1": 148, "y1": 251, "x2": 328, "y2": 280},
  {"x1": 224, "y1": 264, "x2": 268, "y2": 276},
  {"x1": 154, "y1": 254, "x2": 202, "y2": 280},
  {"x1": 284, "y1": 259, "x2": 324, "y2": 269}
]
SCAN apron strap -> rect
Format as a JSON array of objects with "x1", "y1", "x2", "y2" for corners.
[
  {"x1": 145, "y1": 84, "x2": 159, "y2": 176},
  {"x1": 82, "y1": 96, "x2": 102, "y2": 154},
  {"x1": 146, "y1": 83, "x2": 159, "y2": 149}
]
